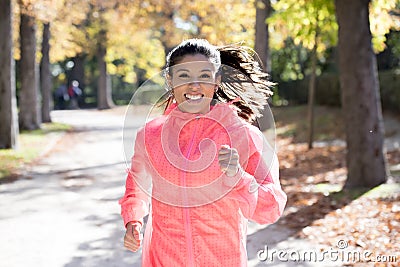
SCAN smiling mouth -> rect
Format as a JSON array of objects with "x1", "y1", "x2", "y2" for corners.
[{"x1": 184, "y1": 93, "x2": 204, "y2": 101}]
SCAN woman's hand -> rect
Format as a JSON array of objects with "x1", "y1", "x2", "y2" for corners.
[
  {"x1": 218, "y1": 145, "x2": 240, "y2": 178},
  {"x1": 124, "y1": 221, "x2": 143, "y2": 252}
]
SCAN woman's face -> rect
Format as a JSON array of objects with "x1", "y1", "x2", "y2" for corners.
[{"x1": 170, "y1": 54, "x2": 220, "y2": 114}]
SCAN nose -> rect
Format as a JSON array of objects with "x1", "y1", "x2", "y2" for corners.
[{"x1": 188, "y1": 80, "x2": 201, "y2": 90}]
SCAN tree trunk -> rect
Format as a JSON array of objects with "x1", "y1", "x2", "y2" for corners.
[
  {"x1": 70, "y1": 55, "x2": 86, "y2": 91},
  {"x1": 19, "y1": 12, "x2": 41, "y2": 130},
  {"x1": 40, "y1": 22, "x2": 52, "y2": 123},
  {"x1": 254, "y1": 0, "x2": 272, "y2": 73},
  {"x1": 72, "y1": 55, "x2": 86, "y2": 107},
  {"x1": 254, "y1": 0, "x2": 273, "y2": 131},
  {"x1": 335, "y1": 0, "x2": 388, "y2": 188},
  {"x1": 0, "y1": 0, "x2": 19, "y2": 149},
  {"x1": 97, "y1": 41, "x2": 114, "y2": 109},
  {"x1": 307, "y1": 26, "x2": 319, "y2": 150}
]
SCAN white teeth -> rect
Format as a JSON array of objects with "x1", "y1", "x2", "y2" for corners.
[{"x1": 185, "y1": 94, "x2": 202, "y2": 100}]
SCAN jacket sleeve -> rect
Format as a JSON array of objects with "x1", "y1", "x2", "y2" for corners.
[
  {"x1": 227, "y1": 127, "x2": 287, "y2": 224},
  {"x1": 118, "y1": 129, "x2": 151, "y2": 227}
]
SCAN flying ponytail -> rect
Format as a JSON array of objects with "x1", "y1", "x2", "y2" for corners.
[{"x1": 216, "y1": 44, "x2": 274, "y2": 122}]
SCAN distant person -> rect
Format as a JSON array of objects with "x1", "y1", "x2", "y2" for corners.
[
  {"x1": 54, "y1": 84, "x2": 68, "y2": 110},
  {"x1": 68, "y1": 80, "x2": 82, "y2": 109},
  {"x1": 119, "y1": 39, "x2": 287, "y2": 266}
]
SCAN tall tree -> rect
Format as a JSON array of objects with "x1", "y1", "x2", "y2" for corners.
[
  {"x1": 18, "y1": 2, "x2": 41, "y2": 130},
  {"x1": 268, "y1": 0, "x2": 337, "y2": 148},
  {"x1": 95, "y1": 5, "x2": 114, "y2": 110},
  {"x1": 335, "y1": 0, "x2": 388, "y2": 188},
  {"x1": 0, "y1": 0, "x2": 19, "y2": 149},
  {"x1": 69, "y1": 55, "x2": 86, "y2": 91},
  {"x1": 307, "y1": 25, "x2": 318, "y2": 149},
  {"x1": 35, "y1": 0, "x2": 65, "y2": 121},
  {"x1": 40, "y1": 22, "x2": 52, "y2": 122},
  {"x1": 254, "y1": 0, "x2": 274, "y2": 132},
  {"x1": 97, "y1": 32, "x2": 114, "y2": 109},
  {"x1": 255, "y1": 0, "x2": 272, "y2": 73}
]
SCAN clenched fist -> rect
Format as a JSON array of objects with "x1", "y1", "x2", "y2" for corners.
[
  {"x1": 218, "y1": 144, "x2": 241, "y2": 178},
  {"x1": 124, "y1": 221, "x2": 143, "y2": 252}
]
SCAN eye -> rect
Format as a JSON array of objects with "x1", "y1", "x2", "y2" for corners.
[
  {"x1": 178, "y1": 73, "x2": 190, "y2": 79},
  {"x1": 200, "y1": 73, "x2": 211, "y2": 79}
]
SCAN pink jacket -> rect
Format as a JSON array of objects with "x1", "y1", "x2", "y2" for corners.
[{"x1": 119, "y1": 102, "x2": 287, "y2": 266}]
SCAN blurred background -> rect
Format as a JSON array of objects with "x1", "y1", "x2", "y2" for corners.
[{"x1": 0, "y1": 0, "x2": 398, "y2": 111}]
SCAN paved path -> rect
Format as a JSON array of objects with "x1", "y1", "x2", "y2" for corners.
[
  {"x1": 0, "y1": 108, "x2": 340, "y2": 267},
  {"x1": 0, "y1": 109, "x2": 142, "y2": 267}
]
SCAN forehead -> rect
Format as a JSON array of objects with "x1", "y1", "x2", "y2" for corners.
[
  {"x1": 172, "y1": 54, "x2": 217, "y2": 72},
  {"x1": 177, "y1": 54, "x2": 210, "y2": 64}
]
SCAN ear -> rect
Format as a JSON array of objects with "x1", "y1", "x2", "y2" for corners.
[{"x1": 165, "y1": 73, "x2": 173, "y2": 89}]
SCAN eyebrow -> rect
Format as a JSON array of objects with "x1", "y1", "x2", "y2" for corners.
[
  {"x1": 175, "y1": 68, "x2": 212, "y2": 72},
  {"x1": 176, "y1": 68, "x2": 189, "y2": 72}
]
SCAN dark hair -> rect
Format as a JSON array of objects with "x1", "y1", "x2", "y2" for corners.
[
  {"x1": 164, "y1": 39, "x2": 274, "y2": 122},
  {"x1": 165, "y1": 39, "x2": 221, "y2": 70}
]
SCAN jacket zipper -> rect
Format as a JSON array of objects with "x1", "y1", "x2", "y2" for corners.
[{"x1": 182, "y1": 116, "x2": 201, "y2": 267}]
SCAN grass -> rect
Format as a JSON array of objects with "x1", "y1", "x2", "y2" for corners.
[
  {"x1": 271, "y1": 105, "x2": 345, "y2": 143},
  {"x1": 0, "y1": 122, "x2": 72, "y2": 180},
  {"x1": 312, "y1": 182, "x2": 400, "y2": 200},
  {"x1": 362, "y1": 183, "x2": 400, "y2": 199}
]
